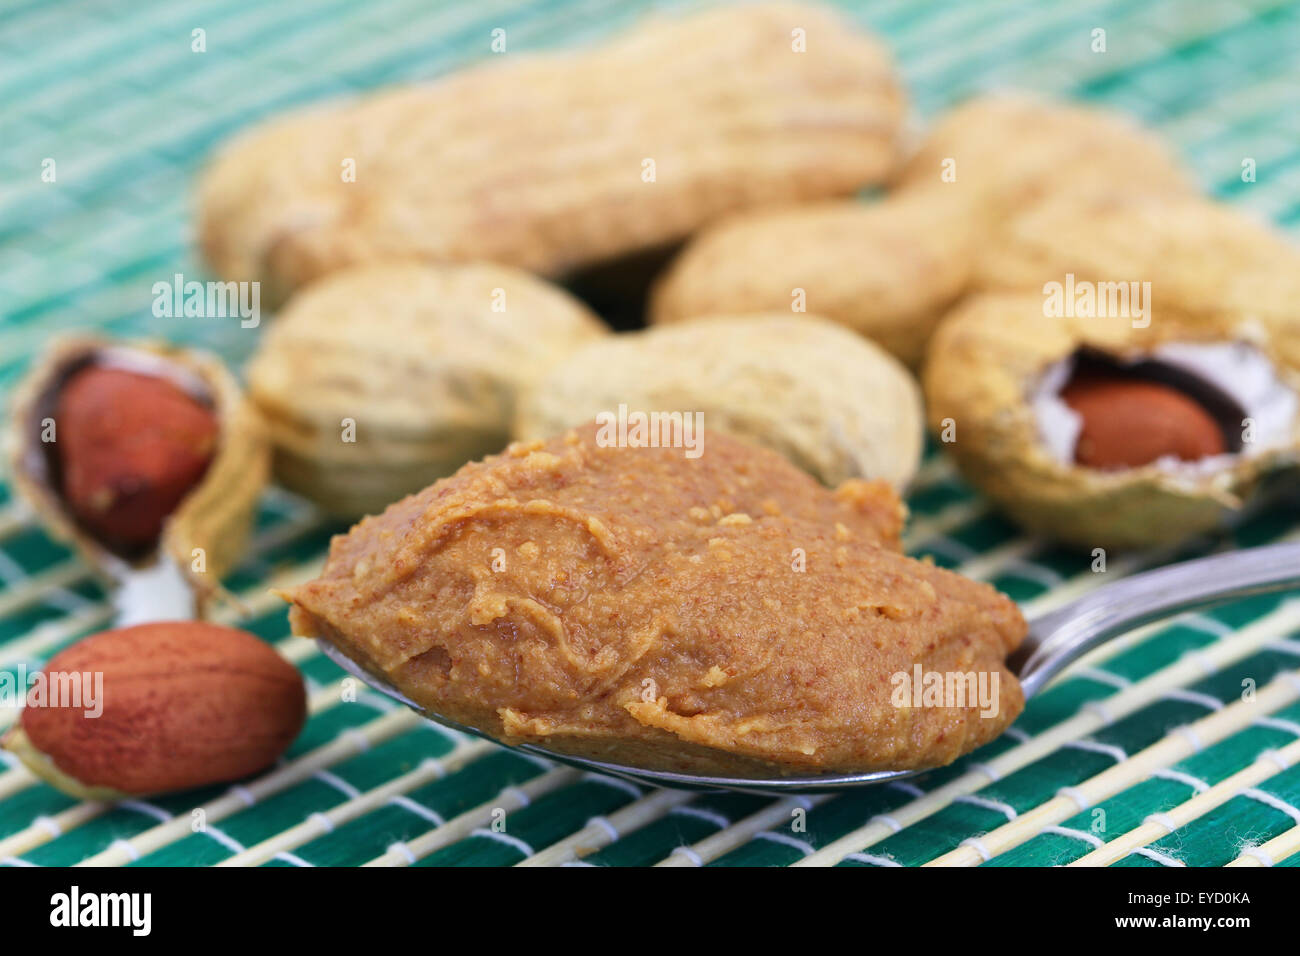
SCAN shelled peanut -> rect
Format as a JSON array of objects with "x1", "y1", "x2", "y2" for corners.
[{"x1": 3, "y1": 622, "x2": 306, "y2": 800}]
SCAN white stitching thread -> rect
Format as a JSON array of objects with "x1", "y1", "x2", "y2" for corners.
[
  {"x1": 386, "y1": 841, "x2": 416, "y2": 865},
  {"x1": 670, "y1": 805, "x2": 730, "y2": 829},
  {"x1": 958, "y1": 837, "x2": 992, "y2": 862},
  {"x1": 1074, "y1": 668, "x2": 1132, "y2": 689},
  {"x1": 203, "y1": 825, "x2": 245, "y2": 855},
  {"x1": 387, "y1": 795, "x2": 444, "y2": 826},
  {"x1": 669, "y1": 845, "x2": 704, "y2": 866},
  {"x1": 587, "y1": 815, "x2": 619, "y2": 842},
  {"x1": 1043, "y1": 825, "x2": 1103, "y2": 849},
  {"x1": 754, "y1": 830, "x2": 815, "y2": 856},
  {"x1": 1241, "y1": 788, "x2": 1300, "y2": 826},
  {"x1": 954, "y1": 794, "x2": 1017, "y2": 820},
  {"x1": 1239, "y1": 846, "x2": 1274, "y2": 866},
  {"x1": 871, "y1": 813, "x2": 903, "y2": 833},
  {"x1": 1143, "y1": 812, "x2": 1178, "y2": 834},
  {"x1": 470, "y1": 827, "x2": 535, "y2": 858},
  {"x1": 1131, "y1": 846, "x2": 1184, "y2": 867},
  {"x1": 1056, "y1": 786, "x2": 1091, "y2": 811},
  {"x1": 274, "y1": 850, "x2": 314, "y2": 867},
  {"x1": 307, "y1": 812, "x2": 335, "y2": 834},
  {"x1": 1171, "y1": 725, "x2": 1205, "y2": 751},
  {"x1": 1159, "y1": 688, "x2": 1224, "y2": 711},
  {"x1": 582, "y1": 773, "x2": 641, "y2": 798},
  {"x1": 844, "y1": 852, "x2": 901, "y2": 867},
  {"x1": 1065, "y1": 739, "x2": 1128, "y2": 763},
  {"x1": 1151, "y1": 768, "x2": 1211, "y2": 793},
  {"x1": 312, "y1": 769, "x2": 361, "y2": 799}
]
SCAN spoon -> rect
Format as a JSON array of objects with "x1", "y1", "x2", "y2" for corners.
[{"x1": 317, "y1": 539, "x2": 1300, "y2": 795}]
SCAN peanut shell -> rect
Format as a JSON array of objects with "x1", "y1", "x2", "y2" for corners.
[
  {"x1": 246, "y1": 262, "x2": 608, "y2": 517},
  {"x1": 7, "y1": 338, "x2": 269, "y2": 611},
  {"x1": 514, "y1": 314, "x2": 924, "y2": 489},
  {"x1": 923, "y1": 293, "x2": 1300, "y2": 550},
  {"x1": 979, "y1": 190, "x2": 1300, "y2": 362},
  {"x1": 198, "y1": 3, "x2": 906, "y2": 303},
  {"x1": 648, "y1": 94, "x2": 1194, "y2": 369},
  {"x1": 894, "y1": 92, "x2": 1198, "y2": 215},
  {"x1": 649, "y1": 189, "x2": 976, "y2": 368}
]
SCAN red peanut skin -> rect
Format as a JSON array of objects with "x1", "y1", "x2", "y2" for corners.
[
  {"x1": 55, "y1": 366, "x2": 218, "y2": 552},
  {"x1": 18, "y1": 622, "x2": 306, "y2": 796},
  {"x1": 1062, "y1": 376, "x2": 1226, "y2": 469}
]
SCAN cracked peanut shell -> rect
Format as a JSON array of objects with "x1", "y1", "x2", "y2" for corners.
[
  {"x1": 198, "y1": 2, "x2": 906, "y2": 304},
  {"x1": 514, "y1": 314, "x2": 924, "y2": 489},
  {"x1": 923, "y1": 293, "x2": 1300, "y2": 550},
  {"x1": 8, "y1": 337, "x2": 269, "y2": 610},
  {"x1": 247, "y1": 262, "x2": 608, "y2": 518}
]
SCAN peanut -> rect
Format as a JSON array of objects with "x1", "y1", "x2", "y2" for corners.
[
  {"x1": 514, "y1": 314, "x2": 923, "y2": 489},
  {"x1": 923, "y1": 293, "x2": 1298, "y2": 551},
  {"x1": 246, "y1": 262, "x2": 608, "y2": 517},
  {"x1": 1061, "y1": 375, "x2": 1226, "y2": 469},
  {"x1": 197, "y1": 3, "x2": 905, "y2": 302},
  {"x1": 648, "y1": 93, "x2": 1194, "y2": 367},
  {"x1": 8, "y1": 339, "x2": 270, "y2": 609},
  {"x1": 56, "y1": 366, "x2": 218, "y2": 553},
  {"x1": 3, "y1": 622, "x2": 306, "y2": 800},
  {"x1": 649, "y1": 189, "x2": 974, "y2": 368}
]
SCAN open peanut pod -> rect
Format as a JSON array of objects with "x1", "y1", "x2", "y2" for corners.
[
  {"x1": 7, "y1": 337, "x2": 269, "y2": 617},
  {"x1": 924, "y1": 293, "x2": 1300, "y2": 551},
  {"x1": 246, "y1": 262, "x2": 608, "y2": 518}
]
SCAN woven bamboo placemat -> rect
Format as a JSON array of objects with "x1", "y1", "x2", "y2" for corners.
[{"x1": 2, "y1": 0, "x2": 1299, "y2": 868}]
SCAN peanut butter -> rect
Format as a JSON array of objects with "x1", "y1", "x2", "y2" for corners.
[{"x1": 282, "y1": 425, "x2": 1025, "y2": 777}]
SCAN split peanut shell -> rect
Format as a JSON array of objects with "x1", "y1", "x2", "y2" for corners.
[
  {"x1": 198, "y1": 2, "x2": 906, "y2": 304},
  {"x1": 515, "y1": 314, "x2": 924, "y2": 489},
  {"x1": 246, "y1": 262, "x2": 608, "y2": 518},
  {"x1": 924, "y1": 294, "x2": 1300, "y2": 550},
  {"x1": 7, "y1": 338, "x2": 269, "y2": 609}
]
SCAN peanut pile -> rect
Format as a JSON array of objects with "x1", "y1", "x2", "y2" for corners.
[{"x1": 7, "y1": 2, "x2": 1300, "y2": 797}]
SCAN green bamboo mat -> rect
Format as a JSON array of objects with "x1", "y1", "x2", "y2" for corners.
[{"x1": 2, "y1": 0, "x2": 1300, "y2": 868}]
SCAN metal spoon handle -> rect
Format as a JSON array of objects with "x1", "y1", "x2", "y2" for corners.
[{"x1": 1011, "y1": 540, "x2": 1300, "y2": 699}]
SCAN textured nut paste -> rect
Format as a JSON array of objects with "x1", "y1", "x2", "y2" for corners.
[{"x1": 282, "y1": 426, "x2": 1025, "y2": 777}]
